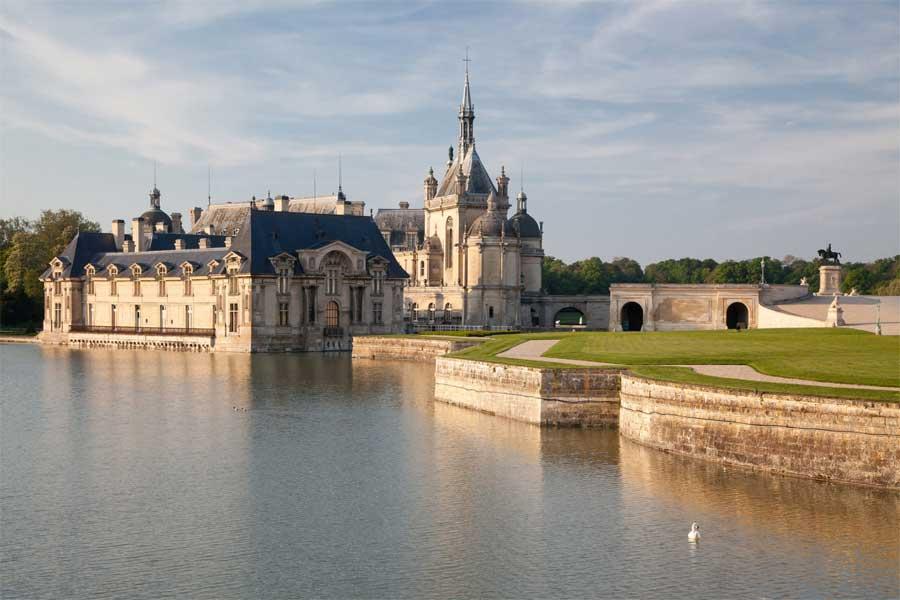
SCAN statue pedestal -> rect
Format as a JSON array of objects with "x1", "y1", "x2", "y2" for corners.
[
  {"x1": 818, "y1": 265, "x2": 842, "y2": 295},
  {"x1": 825, "y1": 296, "x2": 846, "y2": 327}
]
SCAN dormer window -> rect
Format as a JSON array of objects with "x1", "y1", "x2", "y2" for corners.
[
  {"x1": 131, "y1": 267, "x2": 142, "y2": 296},
  {"x1": 108, "y1": 267, "x2": 118, "y2": 296},
  {"x1": 372, "y1": 269, "x2": 385, "y2": 296},
  {"x1": 85, "y1": 266, "x2": 95, "y2": 295},
  {"x1": 277, "y1": 266, "x2": 291, "y2": 295},
  {"x1": 156, "y1": 266, "x2": 167, "y2": 297},
  {"x1": 182, "y1": 265, "x2": 193, "y2": 296}
]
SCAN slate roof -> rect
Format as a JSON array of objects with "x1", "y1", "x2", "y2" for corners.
[
  {"x1": 374, "y1": 207, "x2": 425, "y2": 247},
  {"x1": 509, "y1": 211, "x2": 541, "y2": 238},
  {"x1": 46, "y1": 210, "x2": 408, "y2": 280},
  {"x1": 146, "y1": 233, "x2": 228, "y2": 251},
  {"x1": 436, "y1": 146, "x2": 497, "y2": 197}
]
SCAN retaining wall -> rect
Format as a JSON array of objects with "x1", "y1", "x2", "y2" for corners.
[
  {"x1": 352, "y1": 336, "x2": 481, "y2": 361},
  {"x1": 618, "y1": 375, "x2": 900, "y2": 488},
  {"x1": 434, "y1": 357, "x2": 623, "y2": 426}
]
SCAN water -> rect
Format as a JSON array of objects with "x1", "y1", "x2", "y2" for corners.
[{"x1": 1, "y1": 344, "x2": 897, "y2": 599}]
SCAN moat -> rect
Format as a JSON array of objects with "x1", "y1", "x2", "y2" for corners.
[{"x1": 1, "y1": 344, "x2": 897, "y2": 598}]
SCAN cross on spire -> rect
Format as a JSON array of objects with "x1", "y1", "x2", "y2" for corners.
[{"x1": 463, "y1": 46, "x2": 471, "y2": 73}]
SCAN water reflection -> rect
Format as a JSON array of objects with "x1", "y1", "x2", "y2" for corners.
[{"x1": 1, "y1": 345, "x2": 897, "y2": 599}]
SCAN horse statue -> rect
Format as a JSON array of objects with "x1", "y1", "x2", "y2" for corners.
[{"x1": 817, "y1": 243, "x2": 841, "y2": 264}]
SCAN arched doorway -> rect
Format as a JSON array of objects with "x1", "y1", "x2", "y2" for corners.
[
  {"x1": 726, "y1": 302, "x2": 749, "y2": 330},
  {"x1": 530, "y1": 307, "x2": 540, "y2": 327},
  {"x1": 325, "y1": 301, "x2": 340, "y2": 328},
  {"x1": 620, "y1": 302, "x2": 643, "y2": 331},
  {"x1": 554, "y1": 307, "x2": 585, "y2": 327}
]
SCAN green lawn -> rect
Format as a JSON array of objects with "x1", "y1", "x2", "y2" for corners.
[
  {"x1": 544, "y1": 328, "x2": 899, "y2": 388},
  {"x1": 447, "y1": 328, "x2": 900, "y2": 402}
]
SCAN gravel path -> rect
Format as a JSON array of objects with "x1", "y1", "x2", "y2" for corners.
[{"x1": 497, "y1": 339, "x2": 899, "y2": 392}]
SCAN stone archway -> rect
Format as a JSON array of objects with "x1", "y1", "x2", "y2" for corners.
[
  {"x1": 620, "y1": 302, "x2": 643, "y2": 331},
  {"x1": 554, "y1": 307, "x2": 584, "y2": 327},
  {"x1": 726, "y1": 302, "x2": 749, "y2": 330}
]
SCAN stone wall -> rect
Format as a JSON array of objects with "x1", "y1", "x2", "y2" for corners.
[
  {"x1": 434, "y1": 357, "x2": 623, "y2": 426},
  {"x1": 351, "y1": 336, "x2": 481, "y2": 361},
  {"x1": 757, "y1": 304, "x2": 826, "y2": 329},
  {"x1": 67, "y1": 332, "x2": 214, "y2": 352},
  {"x1": 618, "y1": 375, "x2": 900, "y2": 488}
]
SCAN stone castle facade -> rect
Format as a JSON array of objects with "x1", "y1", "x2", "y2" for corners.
[
  {"x1": 375, "y1": 67, "x2": 545, "y2": 328},
  {"x1": 40, "y1": 187, "x2": 408, "y2": 352}
]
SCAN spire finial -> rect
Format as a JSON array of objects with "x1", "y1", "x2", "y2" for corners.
[
  {"x1": 338, "y1": 154, "x2": 343, "y2": 192},
  {"x1": 207, "y1": 165, "x2": 211, "y2": 206}
]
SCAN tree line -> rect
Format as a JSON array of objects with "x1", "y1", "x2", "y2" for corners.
[
  {"x1": 0, "y1": 210, "x2": 100, "y2": 329},
  {"x1": 0, "y1": 209, "x2": 897, "y2": 328},
  {"x1": 542, "y1": 254, "x2": 900, "y2": 296}
]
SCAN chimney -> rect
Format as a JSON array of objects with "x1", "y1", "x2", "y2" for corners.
[
  {"x1": 189, "y1": 207, "x2": 203, "y2": 229},
  {"x1": 131, "y1": 218, "x2": 145, "y2": 252},
  {"x1": 198, "y1": 237, "x2": 209, "y2": 249},
  {"x1": 275, "y1": 195, "x2": 290, "y2": 212},
  {"x1": 111, "y1": 220, "x2": 125, "y2": 250},
  {"x1": 171, "y1": 212, "x2": 183, "y2": 233},
  {"x1": 399, "y1": 201, "x2": 410, "y2": 210},
  {"x1": 174, "y1": 239, "x2": 185, "y2": 250},
  {"x1": 122, "y1": 239, "x2": 135, "y2": 253}
]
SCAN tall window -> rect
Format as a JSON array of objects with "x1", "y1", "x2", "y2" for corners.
[
  {"x1": 307, "y1": 287, "x2": 316, "y2": 323},
  {"x1": 157, "y1": 267, "x2": 167, "y2": 297},
  {"x1": 85, "y1": 268, "x2": 95, "y2": 295},
  {"x1": 373, "y1": 302, "x2": 383, "y2": 324},
  {"x1": 411, "y1": 302, "x2": 418, "y2": 321},
  {"x1": 159, "y1": 305, "x2": 167, "y2": 330},
  {"x1": 228, "y1": 268, "x2": 239, "y2": 295},
  {"x1": 324, "y1": 252, "x2": 347, "y2": 296},
  {"x1": 351, "y1": 288, "x2": 363, "y2": 323},
  {"x1": 325, "y1": 301, "x2": 339, "y2": 328},
  {"x1": 53, "y1": 303, "x2": 62, "y2": 330},
  {"x1": 134, "y1": 305, "x2": 141, "y2": 329},
  {"x1": 185, "y1": 305, "x2": 192, "y2": 330},
  {"x1": 419, "y1": 261, "x2": 424, "y2": 276},
  {"x1": 445, "y1": 218, "x2": 453, "y2": 268},
  {"x1": 53, "y1": 275, "x2": 62, "y2": 296},
  {"x1": 228, "y1": 303, "x2": 239, "y2": 333},
  {"x1": 444, "y1": 302, "x2": 453, "y2": 323},
  {"x1": 488, "y1": 306, "x2": 494, "y2": 319},
  {"x1": 428, "y1": 303, "x2": 435, "y2": 321},
  {"x1": 372, "y1": 270, "x2": 384, "y2": 296},
  {"x1": 87, "y1": 304, "x2": 94, "y2": 326},
  {"x1": 279, "y1": 302, "x2": 289, "y2": 326},
  {"x1": 183, "y1": 266, "x2": 193, "y2": 296},
  {"x1": 132, "y1": 268, "x2": 141, "y2": 296},
  {"x1": 277, "y1": 267, "x2": 291, "y2": 295},
  {"x1": 109, "y1": 268, "x2": 118, "y2": 296},
  {"x1": 111, "y1": 304, "x2": 117, "y2": 329}
]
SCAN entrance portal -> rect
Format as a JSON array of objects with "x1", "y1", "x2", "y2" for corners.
[
  {"x1": 620, "y1": 302, "x2": 643, "y2": 331},
  {"x1": 554, "y1": 307, "x2": 584, "y2": 327},
  {"x1": 726, "y1": 302, "x2": 749, "y2": 330}
]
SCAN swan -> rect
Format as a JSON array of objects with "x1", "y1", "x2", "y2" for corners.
[{"x1": 688, "y1": 522, "x2": 700, "y2": 542}]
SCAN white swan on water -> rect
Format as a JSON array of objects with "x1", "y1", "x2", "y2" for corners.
[{"x1": 688, "y1": 522, "x2": 701, "y2": 542}]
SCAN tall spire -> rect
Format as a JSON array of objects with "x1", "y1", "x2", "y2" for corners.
[{"x1": 458, "y1": 48, "x2": 475, "y2": 156}]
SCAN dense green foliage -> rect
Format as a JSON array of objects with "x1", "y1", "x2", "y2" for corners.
[
  {"x1": 543, "y1": 254, "x2": 900, "y2": 295},
  {"x1": 0, "y1": 210, "x2": 100, "y2": 328}
]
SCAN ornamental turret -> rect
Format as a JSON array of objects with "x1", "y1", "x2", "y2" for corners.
[
  {"x1": 424, "y1": 167, "x2": 438, "y2": 202},
  {"x1": 496, "y1": 165, "x2": 509, "y2": 201}
]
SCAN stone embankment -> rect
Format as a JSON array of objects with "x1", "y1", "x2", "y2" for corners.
[
  {"x1": 351, "y1": 335, "x2": 481, "y2": 362},
  {"x1": 434, "y1": 357, "x2": 623, "y2": 427},
  {"x1": 618, "y1": 375, "x2": 900, "y2": 488},
  {"x1": 428, "y1": 351, "x2": 900, "y2": 488}
]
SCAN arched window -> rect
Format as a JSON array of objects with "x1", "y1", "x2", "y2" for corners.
[
  {"x1": 85, "y1": 266, "x2": 95, "y2": 295},
  {"x1": 108, "y1": 267, "x2": 118, "y2": 296},
  {"x1": 156, "y1": 265, "x2": 167, "y2": 297},
  {"x1": 444, "y1": 302, "x2": 453, "y2": 323},
  {"x1": 325, "y1": 301, "x2": 340, "y2": 327},
  {"x1": 411, "y1": 302, "x2": 418, "y2": 321},
  {"x1": 445, "y1": 218, "x2": 453, "y2": 268},
  {"x1": 488, "y1": 306, "x2": 494, "y2": 319},
  {"x1": 428, "y1": 302, "x2": 435, "y2": 321},
  {"x1": 182, "y1": 265, "x2": 193, "y2": 296},
  {"x1": 131, "y1": 266, "x2": 142, "y2": 296}
]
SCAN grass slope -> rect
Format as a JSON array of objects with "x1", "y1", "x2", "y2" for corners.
[
  {"x1": 544, "y1": 329, "x2": 899, "y2": 388},
  {"x1": 446, "y1": 329, "x2": 899, "y2": 402}
]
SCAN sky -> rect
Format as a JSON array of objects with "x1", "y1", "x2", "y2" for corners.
[{"x1": 1, "y1": 0, "x2": 898, "y2": 265}]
